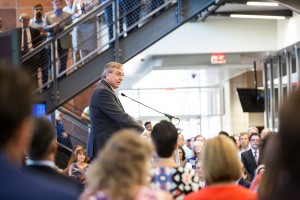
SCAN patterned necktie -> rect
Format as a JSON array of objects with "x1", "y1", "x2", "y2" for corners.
[
  {"x1": 23, "y1": 29, "x2": 28, "y2": 51},
  {"x1": 254, "y1": 150, "x2": 258, "y2": 165}
]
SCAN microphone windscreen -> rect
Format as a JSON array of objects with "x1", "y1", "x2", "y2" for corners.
[{"x1": 121, "y1": 93, "x2": 126, "y2": 97}]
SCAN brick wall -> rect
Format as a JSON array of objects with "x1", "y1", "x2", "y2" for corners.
[{"x1": 0, "y1": 0, "x2": 66, "y2": 31}]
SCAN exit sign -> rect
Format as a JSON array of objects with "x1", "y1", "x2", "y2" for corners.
[{"x1": 211, "y1": 53, "x2": 226, "y2": 64}]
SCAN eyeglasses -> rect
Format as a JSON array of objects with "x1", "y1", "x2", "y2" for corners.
[
  {"x1": 109, "y1": 72, "x2": 125, "y2": 78},
  {"x1": 250, "y1": 139, "x2": 260, "y2": 142}
]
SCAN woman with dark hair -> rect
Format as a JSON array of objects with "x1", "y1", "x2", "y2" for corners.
[{"x1": 178, "y1": 146, "x2": 192, "y2": 170}]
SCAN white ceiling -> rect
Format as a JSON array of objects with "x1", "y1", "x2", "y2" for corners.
[{"x1": 121, "y1": 1, "x2": 294, "y2": 90}]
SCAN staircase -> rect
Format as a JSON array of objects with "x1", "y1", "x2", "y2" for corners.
[{"x1": 21, "y1": 0, "x2": 220, "y2": 113}]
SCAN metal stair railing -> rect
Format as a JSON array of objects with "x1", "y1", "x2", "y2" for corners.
[{"x1": 31, "y1": 0, "x2": 220, "y2": 113}]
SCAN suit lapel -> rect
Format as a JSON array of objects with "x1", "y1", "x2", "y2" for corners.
[{"x1": 100, "y1": 79, "x2": 125, "y2": 111}]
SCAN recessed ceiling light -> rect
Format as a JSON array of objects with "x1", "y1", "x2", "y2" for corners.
[
  {"x1": 247, "y1": 2, "x2": 279, "y2": 6},
  {"x1": 230, "y1": 14, "x2": 285, "y2": 20}
]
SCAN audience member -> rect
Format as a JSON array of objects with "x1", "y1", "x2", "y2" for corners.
[
  {"x1": 239, "y1": 132, "x2": 250, "y2": 153},
  {"x1": 187, "y1": 141, "x2": 203, "y2": 169},
  {"x1": 233, "y1": 133, "x2": 242, "y2": 152},
  {"x1": 249, "y1": 133, "x2": 273, "y2": 192},
  {"x1": 178, "y1": 146, "x2": 192, "y2": 170},
  {"x1": 0, "y1": 65, "x2": 78, "y2": 199},
  {"x1": 241, "y1": 133, "x2": 261, "y2": 181},
  {"x1": 194, "y1": 134, "x2": 205, "y2": 145},
  {"x1": 236, "y1": 162, "x2": 251, "y2": 189},
  {"x1": 248, "y1": 126, "x2": 259, "y2": 135},
  {"x1": 19, "y1": 13, "x2": 43, "y2": 89},
  {"x1": 68, "y1": 147, "x2": 90, "y2": 186},
  {"x1": 150, "y1": 120, "x2": 200, "y2": 199},
  {"x1": 185, "y1": 136, "x2": 256, "y2": 200},
  {"x1": 178, "y1": 133, "x2": 192, "y2": 159},
  {"x1": 72, "y1": 0, "x2": 98, "y2": 63},
  {"x1": 28, "y1": 4, "x2": 49, "y2": 91},
  {"x1": 219, "y1": 130, "x2": 229, "y2": 137},
  {"x1": 260, "y1": 128, "x2": 272, "y2": 139},
  {"x1": 81, "y1": 106, "x2": 90, "y2": 124},
  {"x1": 24, "y1": 117, "x2": 82, "y2": 192},
  {"x1": 44, "y1": 0, "x2": 73, "y2": 79},
  {"x1": 63, "y1": 0, "x2": 74, "y2": 13},
  {"x1": 195, "y1": 159, "x2": 205, "y2": 189},
  {"x1": 87, "y1": 62, "x2": 144, "y2": 159},
  {"x1": 186, "y1": 138, "x2": 192, "y2": 149},
  {"x1": 56, "y1": 110, "x2": 73, "y2": 149},
  {"x1": 144, "y1": 121, "x2": 153, "y2": 131},
  {"x1": 19, "y1": 13, "x2": 41, "y2": 56},
  {"x1": 81, "y1": 129, "x2": 171, "y2": 200},
  {"x1": 29, "y1": 4, "x2": 46, "y2": 34},
  {"x1": 63, "y1": 144, "x2": 84, "y2": 174},
  {"x1": 102, "y1": 0, "x2": 125, "y2": 47}
]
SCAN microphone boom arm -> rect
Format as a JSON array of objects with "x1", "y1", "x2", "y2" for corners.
[{"x1": 121, "y1": 93, "x2": 178, "y2": 121}]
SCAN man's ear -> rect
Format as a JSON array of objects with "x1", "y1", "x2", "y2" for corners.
[
  {"x1": 51, "y1": 140, "x2": 58, "y2": 154},
  {"x1": 9, "y1": 117, "x2": 34, "y2": 164}
]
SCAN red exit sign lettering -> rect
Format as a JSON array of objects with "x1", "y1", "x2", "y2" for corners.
[{"x1": 211, "y1": 53, "x2": 226, "y2": 64}]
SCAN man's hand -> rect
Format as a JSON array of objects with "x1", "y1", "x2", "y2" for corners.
[{"x1": 62, "y1": 132, "x2": 68, "y2": 138}]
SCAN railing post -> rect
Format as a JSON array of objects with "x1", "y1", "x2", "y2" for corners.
[
  {"x1": 176, "y1": 0, "x2": 183, "y2": 24},
  {"x1": 51, "y1": 40, "x2": 59, "y2": 107},
  {"x1": 113, "y1": 0, "x2": 120, "y2": 62}
]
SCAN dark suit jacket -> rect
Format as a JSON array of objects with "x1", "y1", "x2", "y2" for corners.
[
  {"x1": 87, "y1": 79, "x2": 144, "y2": 158},
  {"x1": 238, "y1": 178, "x2": 251, "y2": 188},
  {"x1": 18, "y1": 27, "x2": 42, "y2": 56},
  {"x1": 23, "y1": 164, "x2": 83, "y2": 192},
  {"x1": 241, "y1": 149, "x2": 261, "y2": 181},
  {"x1": 0, "y1": 152, "x2": 79, "y2": 200}
]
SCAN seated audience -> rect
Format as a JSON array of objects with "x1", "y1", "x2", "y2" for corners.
[
  {"x1": 0, "y1": 65, "x2": 79, "y2": 199},
  {"x1": 68, "y1": 147, "x2": 90, "y2": 186},
  {"x1": 24, "y1": 117, "x2": 82, "y2": 192},
  {"x1": 63, "y1": 144, "x2": 84, "y2": 174},
  {"x1": 185, "y1": 136, "x2": 256, "y2": 200},
  {"x1": 81, "y1": 129, "x2": 171, "y2": 200},
  {"x1": 150, "y1": 120, "x2": 200, "y2": 199}
]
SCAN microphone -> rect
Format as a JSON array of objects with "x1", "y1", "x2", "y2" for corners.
[{"x1": 120, "y1": 93, "x2": 179, "y2": 120}]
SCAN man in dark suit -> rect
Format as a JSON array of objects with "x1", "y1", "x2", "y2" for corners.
[
  {"x1": 241, "y1": 133, "x2": 261, "y2": 181},
  {"x1": 0, "y1": 65, "x2": 79, "y2": 199},
  {"x1": 23, "y1": 117, "x2": 83, "y2": 191},
  {"x1": 19, "y1": 13, "x2": 43, "y2": 89},
  {"x1": 87, "y1": 62, "x2": 145, "y2": 159}
]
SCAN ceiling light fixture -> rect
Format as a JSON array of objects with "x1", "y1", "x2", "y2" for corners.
[
  {"x1": 246, "y1": 2, "x2": 279, "y2": 6},
  {"x1": 230, "y1": 14, "x2": 285, "y2": 19}
]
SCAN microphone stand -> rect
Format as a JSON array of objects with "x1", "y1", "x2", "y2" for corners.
[{"x1": 121, "y1": 93, "x2": 180, "y2": 123}]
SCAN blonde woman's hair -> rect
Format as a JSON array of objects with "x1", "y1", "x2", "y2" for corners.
[
  {"x1": 100, "y1": 62, "x2": 123, "y2": 79},
  {"x1": 202, "y1": 136, "x2": 240, "y2": 185},
  {"x1": 87, "y1": 129, "x2": 153, "y2": 200}
]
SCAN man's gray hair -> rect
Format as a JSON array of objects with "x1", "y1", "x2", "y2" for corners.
[{"x1": 101, "y1": 62, "x2": 123, "y2": 79}]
